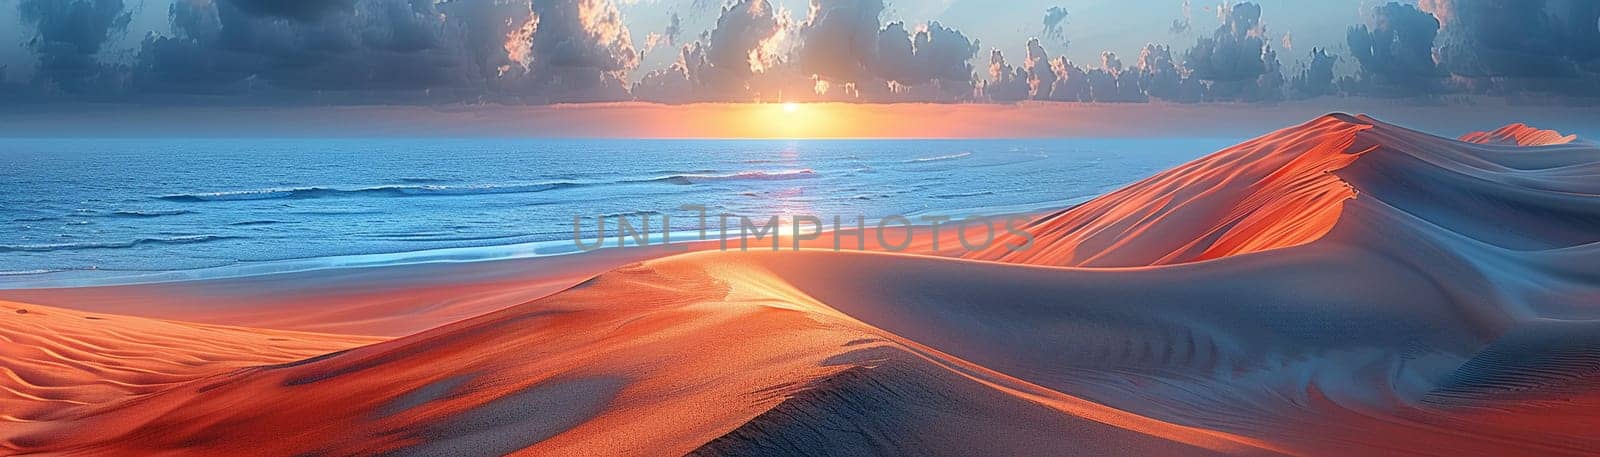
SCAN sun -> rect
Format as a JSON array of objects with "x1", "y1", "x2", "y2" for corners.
[{"x1": 782, "y1": 102, "x2": 800, "y2": 113}]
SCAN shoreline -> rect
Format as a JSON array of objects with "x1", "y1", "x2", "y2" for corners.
[
  {"x1": 0, "y1": 197, "x2": 1086, "y2": 290},
  {"x1": 0, "y1": 204, "x2": 1074, "y2": 336}
]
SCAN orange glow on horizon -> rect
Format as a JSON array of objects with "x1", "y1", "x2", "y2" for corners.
[{"x1": 515, "y1": 102, "x2": 1063, "y2": 139}]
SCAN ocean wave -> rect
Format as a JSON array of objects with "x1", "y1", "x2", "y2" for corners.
[
  {"x1": 158, "y1": 189, "x2": 300, "y2": 202},
  {"x1": 110, "y1": 209, "x2": 194, "y2": 218},
  {"x1": 599, "y1": 210, "x2": 664, "y2": 219},
  {"x1": 10, "y1": 216, "x2": 57, "y2": 222},
  {"x1": 635, "y1": 169, "x2": 817, "y2": 185},
  {"x1": 229, "y1": 220, "x2": 282, "y2": 226},
  {"x1": 363, "y1": 232, "x2": 533, "y2": 243},
  {"x1": 0, "y1": 269, "x2": 60, "y2": 276},
  {"x1": 157, "y1": 182, "x2": 584, "y2": 202},
  {"x1": 905, "y1": 152, "x2": 972, "y2": 163},
  {"x1": 0, "y1": 235, "x2": 238, "y2": 253},
  {"x1": 934, "y1": 190, "x2": 996, "y2": 199},
  {"x1": 157, "y1": 170, "x2": 817, "y2": 203}
]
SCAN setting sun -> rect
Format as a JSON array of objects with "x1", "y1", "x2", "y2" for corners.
[{"x1": 783, "y1": 102, "x2": 800, "y2": 113}]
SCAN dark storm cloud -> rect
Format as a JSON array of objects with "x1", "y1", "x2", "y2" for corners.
[
  {"x1": 1344, "y1": 2, "x2": 1443, "y2": 95},
  {"x1": 1289, "y1": 47, "x2": 1337, "y2": 98},
  {"x1": 227, "y1": 0, "x2": 356, "y2": 22},
  {"x1": 17, "y1": 0, "x2": 131, "y2": 93},
  {"x1": 1421, "y1": 0, "x2": 1600, "y2": 94},
  {"x1": 871, "y1": 21, "x2": 980, "y2": 100},
  {"x1": 131, "y1": 0, "x2": 638, "y2": 103},
  {"x1": 517, "y1": 0, "x2": 639, "y2": 101},
  {"x1": 1181, "y1": 2, "x2": 1284, "y2": 101},
  {"x1": 136, "y1": 0, "x2": 468, "y2": 98}
]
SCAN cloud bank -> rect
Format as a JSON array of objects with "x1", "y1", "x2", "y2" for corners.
[
  {"x1": 6, "y1": 0, "x2": 1599, "y2": 105},
  {"x1": 17, "y1": 0, "x2": 131, "y2": 94}
]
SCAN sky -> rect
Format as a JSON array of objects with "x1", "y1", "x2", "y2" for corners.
[
  {"x1": 1, "y1": 0, "x2": 1596, "y2": 107},
  {"x1": 0, "y1": 0, "x2": 1364, "y2": 83}
]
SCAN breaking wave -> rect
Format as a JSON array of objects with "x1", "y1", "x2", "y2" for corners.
[
  {"x1": 633, "y1": 169, "x2": 818, "y2": 185},
  {"x1": 0, "y1": 235, "x2": 238, "y2": 253},
  {"x1": 157, "y1": 183, "x2": 585, "y2": 202},
  {"x1": 905, "y1": 152, "x2": 972, "y2": 163},
  {"x1": 157, "y1": 170, "x2": 817, "y2": 203}
]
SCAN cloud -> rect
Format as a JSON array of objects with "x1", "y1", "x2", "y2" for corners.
[
  {"x1": 9, "y1": 0, "x2": 1598, "y2": 105},
  {"x1": 640, "y1": 0, "x2": 980, "y2": 103},
  {"x1": 872, "y1": 21, "x2": 979, "y2": 99},
  {"x1": 1345, "y1": 2, "x2": 1443, "y2": 95},
  {"x1": 136, "y1": 0, "x2": 470, "y2": 98},
  {"x1": 17, "y1": 0, "x2": 132, "y2": 93},
  {"x1": 643, "y1": 12, "x2": 683, "y2": 58},
  {"x1": 1290, "y1": 47, "x2": 1338, "y2": 98},
  {"x1": 1421, "y1": 0, "x2": 1600, "y2": 94},
  {"x1": 1023, "y1": 38, "x2": 1055, "y2": 99},
  {"x1": 1090, "y1": 51, "x2": 1148, "y2": 102},
  {"x1": 1135, "y1": 43, "x2": 1202, "y2": 102},
  {"x1": 130, "y1": 0, "x2": 639, "y2": 103},
  {"x1": 1042, "y1": 6, "x2": 1069, "y2": 44},
  {"x1": 1170, "y1": 0, "x2": 1192, "y2": 35},
  {"x1": 983, "y1": 49, "x2": 1029, "y2": 102},
  {"x1": 633, "y1": 0, "x2": 790, "y2": 103},
  {"x1": 1181, "y1": 2, "x2": 1284, "y2": 101},
  {"x1": 1047, "y1": 57, "x2": 1088, "y2": 101},
  {"x1": 630, "y1": 57, "x2": 696, "y2": 104},
  {"x1": 227, "y1": 0, "x2": 355, "y2": 22},
  {"x1": 517, "y1": 0, "x2": 640, "y2": 101},
  {"x1": 794, "y1": 0, "x2": 884, "y2": 87},
  {"x1": 989, "y1": 42, "x2": 1164, "y2": 103}
]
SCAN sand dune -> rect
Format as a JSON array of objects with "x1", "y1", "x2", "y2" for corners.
[
  {"x1": 962, "y1": 114, "x2": 1372, "y2": 267},
  {"x1": 3, "y1": 114, "x2": 1598, "y2": 456},
  {"x1": 1459, "y1": 123, "x2": 1581, "y2": 146},
  {"x1": 0, "y1": 301, "x2": 381, "y2": 443}
]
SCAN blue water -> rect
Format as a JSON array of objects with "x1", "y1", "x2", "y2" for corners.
[{"x1": 0, "y1": 138, "x2": 1233, "y2": 287}]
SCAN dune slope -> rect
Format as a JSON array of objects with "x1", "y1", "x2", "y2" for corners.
[{"x1": 0, "y1": 301, "x2": 381, "y2": 449}]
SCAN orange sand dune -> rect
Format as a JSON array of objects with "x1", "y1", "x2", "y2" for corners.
[
  {"x1": 964, "y1": 113, "x2": 1373, "y2": 266},
  {"x1": 3, "y1": 114, "x2": 1599, "y2": 456},
  {"x1": 0, "y1": 301, "x2": 381, "y2": 431},
  {"x1": 0, "y1": 248, "x2": 677, "y2": 337},
  {"x1": 1459, "y1": 123, "x2": 1580, "y2": 146},
  {"x1": 2, "y1": 252, "x2": 1285, "y2": 456},
  {"x1": 966, "y1": 113, "x2": 1600, "y2": 266}
]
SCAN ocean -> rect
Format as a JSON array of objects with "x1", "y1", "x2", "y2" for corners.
[{"x1": 0, "y1": 137, "x2": 1233, "y2": 287}]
